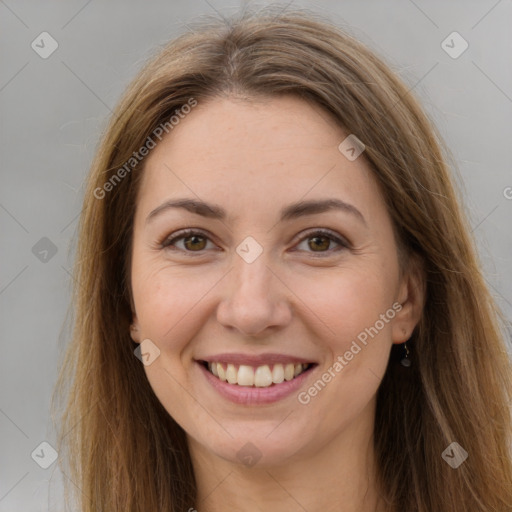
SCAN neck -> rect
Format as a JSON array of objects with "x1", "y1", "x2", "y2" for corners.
[{"x1": 188, "y1": 398, "x2": 389, "y2": 512}]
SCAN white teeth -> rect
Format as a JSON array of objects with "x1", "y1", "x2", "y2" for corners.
[
  {"x1": 226, "y1": 363, "x2": 238, "y2": 384},
  {"x1": 254, "y1": 365, "x2": 273, "y2": 387},
  {"x1": 217, "y1": 363, "x2": 226, "y2": 381},
  {"x1": 205, "y1": 361, "x2": 311, "y2": 387},
  {"x1": 271, "y1": 364, "x2": 285, "y2": 384},
  {"x1": 237, "y1": 365, "x2": 254, "y2": 386},
  {"x1": 284, "y1": 363, "x2": 295, "y2": 381}
]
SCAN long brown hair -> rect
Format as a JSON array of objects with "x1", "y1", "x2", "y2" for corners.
[{"x1": 53, "y1": 7, "x2": 512, "y2": 511}]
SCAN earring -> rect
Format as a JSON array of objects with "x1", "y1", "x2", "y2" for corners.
[{"x1": 400, "y1": 340, "x2": 411, "y2": 367}]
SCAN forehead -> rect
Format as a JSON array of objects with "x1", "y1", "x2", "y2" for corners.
[{"x1": 137, "y1": 95, "x2": 382, "y2": 223}]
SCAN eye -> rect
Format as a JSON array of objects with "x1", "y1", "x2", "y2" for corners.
[
  {"x1": 294, "y1": 229, "x2": 349, "y2": 255},
  {"x1": 161, "y1": 229, "x2": 216, "y2": 254}
]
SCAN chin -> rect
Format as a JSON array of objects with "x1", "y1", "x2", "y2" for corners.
[{"x1": 192, "y1": 422, "x2": 316, "y2": 469}]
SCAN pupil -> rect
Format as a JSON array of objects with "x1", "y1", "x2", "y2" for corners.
[
  {"x1": 185, "y1": 235, "x2": 205, "y2": 250},
  {"x1": 310, "y1": 236, "x2": 329, "y2": 251}
]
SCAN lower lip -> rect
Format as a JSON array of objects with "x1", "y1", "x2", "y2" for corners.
[{"x1": 196, "y1": 362, "x2": 316, "y2": 405}]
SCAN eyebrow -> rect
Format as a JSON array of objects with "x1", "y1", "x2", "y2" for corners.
[{"x1": 146, "y1": 197, "x2": 367, "y2": 227}]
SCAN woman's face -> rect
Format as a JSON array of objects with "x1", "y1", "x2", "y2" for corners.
[{"x1": 130, "y1": 95, "x2": 422, "y2": 467}]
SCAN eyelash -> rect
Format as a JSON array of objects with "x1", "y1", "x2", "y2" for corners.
[{"x1": 160, "y1": 228, "x2": 350, "y2": 256}]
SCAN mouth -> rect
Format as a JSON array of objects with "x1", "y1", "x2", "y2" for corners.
[{"x1": 199, "y1": 360, "x2": 317, "y2": 388}]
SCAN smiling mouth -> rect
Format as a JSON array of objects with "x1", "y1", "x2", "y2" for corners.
[{"x1": 200, "y1": 361, "x2": 316, "y2": 388}]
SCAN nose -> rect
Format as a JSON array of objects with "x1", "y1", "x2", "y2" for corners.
[{"x1": 216, "y1": 252, "x2": 292, "y2": 337}]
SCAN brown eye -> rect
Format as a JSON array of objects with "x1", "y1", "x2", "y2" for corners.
[
  {"x1": 162, "y1": 229, "x2": 215, "y2": 253},
  {"x1": 182, "y1": 234, "x2": 207, "y2": 251},
  {"x1": 308, "y1": 235, "x2": 331, "y2": 252},
  {"x1": 294, "y1": 229, "x2": 349, "y2": 255}
]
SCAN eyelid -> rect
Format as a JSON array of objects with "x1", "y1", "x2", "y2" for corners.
[
  {"x1": 293, "y1": 228, "x2": 350, "y2": 249},
  {"x1": 160, "y1": 228, "x2": 218, "y2": 253}
]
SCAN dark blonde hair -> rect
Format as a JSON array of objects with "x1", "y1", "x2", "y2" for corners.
[{"x1": 53, "y1": 7, "x2": 512, "y2": 511}]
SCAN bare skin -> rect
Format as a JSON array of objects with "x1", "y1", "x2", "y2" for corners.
[{"x1": 129, "y1": 95, "x2": 424, "y2": 512}]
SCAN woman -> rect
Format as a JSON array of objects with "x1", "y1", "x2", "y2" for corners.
[{"x1": 53, "y1": 7, "x2": 512, "y2": 511}]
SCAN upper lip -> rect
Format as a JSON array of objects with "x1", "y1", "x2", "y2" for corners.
[{"x1": 196, "y1": 353, "x2": 317, "y2": 366}]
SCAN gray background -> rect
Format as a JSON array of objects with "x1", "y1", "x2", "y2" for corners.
[{"x1": 1, "y1": 0, "x2": 511, "y2": 510}]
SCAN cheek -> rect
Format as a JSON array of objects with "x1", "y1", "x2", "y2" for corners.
[
  {"x1": 293, "y1": 269, "x2": 395, "y2": 423},
  {"x1": 131, "y1": 265, "x2": 213, "y2": 419},
  {"x1": 131, "y1": 261, "x2": 222, "y2": 347},
  {"x1": 290, "y1": 263, "x2": 395, "y2": 352}
]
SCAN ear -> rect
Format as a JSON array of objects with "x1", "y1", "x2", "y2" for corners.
[
  {"x1": 130, "y1": 316, "x2": 141, "y2": 343},
  {"x1": 392, "y1": 253, "x2": 426, "y2": 344}
]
